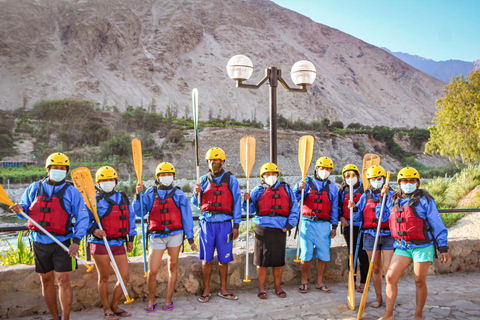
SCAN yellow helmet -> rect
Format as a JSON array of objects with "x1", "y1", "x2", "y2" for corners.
[
  {"x1": 205, "y1": 147, "x2": 226, "y2": 161},
  {"x1": 259, "y1": 162, "x2": 279, "y2": 177},
  {"x1": 45, "y1": 152, "x2": 70, "y2": 171},
  {"x1": 397, "y1": 167, "x2": 420, "y2": 183},
  {"x1": 315, "y1": 156, "x2": 334, "y2": 169},
  {"x1": 342, "y1": 164, "x2": 360, "y2": 177},
  {"x1": 95, "y1": 166, "x2": 118, "y2": 183},
  {"x1": 366, "y1": 165, "x2": 386, "y2": 179},
  {"x1": 156, "y1": 162, "x2": 176, "y2": 178}
]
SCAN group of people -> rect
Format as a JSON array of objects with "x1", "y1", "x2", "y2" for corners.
[{"x1": 9, "y1": 149, "x2": 449, "y2": 320}]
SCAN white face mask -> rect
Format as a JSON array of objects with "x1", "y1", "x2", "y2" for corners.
[
  {"x1": 401, "y1": 183, "x2": 417, "y2": 194},
  {"x1": 346, "y1": 176, "x2": 358, "y2": 187},
  {"x1": 317, "y1": 169, "x2": 330, "y2": 180},
  {"x1": 99, "y1": 181, "x2": 116, "y2": 193},
  {"x1": 159, "y1": 175, "x2": 174, "y2": 186},
  {"x1": 370, "y1": 178, "x2": 384, "y2": 190},
  {"x1": 49, "y1": 169, "x2": 66, "y2": 182},
  {"x1": 264, "y1": 175, "x2": 278, "y2": 186}
]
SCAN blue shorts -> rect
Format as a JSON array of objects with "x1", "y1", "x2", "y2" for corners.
[
  {"x1": 199, "y1": 220, "x2": 233, "y2": 263},
  {"x1": 363, "y1": 233, "x2": 395, "y2": 251},
  {"x1": 299, "y1": 219, "x2": 331, "y2": 262}
]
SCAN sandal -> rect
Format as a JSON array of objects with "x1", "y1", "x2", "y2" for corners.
[
  {"x1": 104, "y1": 313, "x2": 117, "y2": 320},
  {"x1": 162, "y1": 302, "x2": 174, "y2": 311},
  {"x1": 356, "y1": 285, "x2": 365, "y2": 293},
  {"x1": 217, "y1": 292, "x2": 238, "y2": 300},
  {"x1": 276, "y1": 290, "x2": 287, "y2": 298},
  {"x1": 257, "y1": 291, "x2": 267, "y2": 299},
  {"x1": 113, "y1": 309, "x2": 131, "y2": 317},
  {"x1": 198, "y1": 293, "x2": 212, "y2": 303},
  {"x1": 145, "y1": 303, "x2": 157, "y2": 313},
  {"x1": 316, "y1": 285, "x2": 331, "y2": 292},
  {"x1": 298, "y1": 283, "x2": 308, "y2": 293}
]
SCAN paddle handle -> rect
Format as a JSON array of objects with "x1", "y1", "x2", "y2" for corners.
[
  {"x1": 353, "y1": 223, "x2": 363, "y2": 272},
  {"x1": 243, "y1": 180, "x2": 251, "y2": 282},
  {"x1": 294, "y1": 189, "x2": 305, "y2": 263},
  {"x1": 349, "y1": 173, "x2": 354, "y2": 255},
  {"x1": 196, "y1": 166, "x2": 201, "y2": 209},
  {"x1": 139, "y1": 191, "x2": 148, "y2": 278}
]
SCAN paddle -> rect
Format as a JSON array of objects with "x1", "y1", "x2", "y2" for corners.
[
  {"x1": 0, "y1": 183, "x2": 94, "y2": 272},
  {"x1": 192, "y1": 88, "x2": 201, "y2": 208},
  {"x1": 357, "y1": 172, "x2": 391, "y2": 319},
  {"x1": 132, "y1": 138, "x2": 148, "y2": 278},
  {"x1": 240, "y1": 136, "x2": 256, "y2": 282},
  {"x1": 348, "y1": 172, "x2": 355, "y2": 310},
  {"x1": 361, "y1": 153, "x2": 380, "y2": 190},
  {"x1": 71, "y1": 167, "x2": 134, "y2": 304},
  {"x1": 294, "y1": 135, "x2": 314, "y2": 263},
  {"x1": 353, "y1": 221, "x2": 363, "y2": 275}
]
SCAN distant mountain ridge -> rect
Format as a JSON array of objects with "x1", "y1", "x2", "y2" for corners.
[{"x1": 382, "y1": 48, "x2": 480, "y2": 83}]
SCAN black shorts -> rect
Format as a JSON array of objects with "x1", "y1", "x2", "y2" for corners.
[
  {"x1": 254, "y1": 225, "x2": 287, "y2": 268},
  {"x1": 33, "y1": 240, "x2": 77, "y2": 273}
]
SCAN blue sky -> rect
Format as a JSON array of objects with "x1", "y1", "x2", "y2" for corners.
[{"x1": 272, "y1": 0, "x2": 480, "y2": 62}]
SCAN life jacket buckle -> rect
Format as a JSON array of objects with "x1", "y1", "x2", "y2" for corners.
[
  {"x1": 159, "y1": 200, "x2": 167, "y2": 204},
  {"x1": 214, "y1": 183, "x2": 222, "y2": 187},
  {"x1": 313, "y1": 199, "x2": 322, "y2": 203},
  {"x1": 213, "y1": 191, "x2": 222, "y2": 195},
  {"x1": 120, "y1": 205, "x2": 127, "y2": 210},
  {"x1": 161, "y1": 220, "x2": 172, "y2": 225},
  {"x1": 212, "y1": 202, "x2": 222, "y2": 207},
  {"x1": 118, "y1": 228, "x2": 127, "y2": 233},
  {"x1": 397, "y1": 231, "x2": 408, "y2": 236},
  {"x1": 396, "y1": 217, "x2": 405, "y2": 223},
  {"x1": 39, "y1": 221, "x2": 50, "y2": 226},
  {"x1": 40, "y1": 207, "x2": 51, "y2": 213},
  {"x1": 42, "y1": 197, "x2": 52, "y2": 202},
  {"x1": 159, "y1": 208, "x2": 169, "y2": 213},
  {"x1": 271, "y1": 205, "x2": 282, "y2": 210},
  {"x1": 396, "y1": 208, "x2": 404, "y2": 212},
  {"x1": 272, "y1": 194, "x2": 281, "y2": 199},
  {"x1": 119, "y1": 215, "x2": 128, "y2": 220}
]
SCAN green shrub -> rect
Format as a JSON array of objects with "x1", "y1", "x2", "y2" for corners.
[
  {"x1": 181, "y1": 183, "x2": 192, "y2": 193},
  {"x1": 99, "y1": 131, "x2": 132, "y2": 158},
  {"x1": 0, "y1": 232, "x2": 34, "y2": 265}
]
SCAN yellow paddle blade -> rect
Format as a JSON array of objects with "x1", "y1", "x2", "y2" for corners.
[
  {"x1": 0, "y1": 183, "x2": 14, "y2": 206},
  {"x1": 348, "y1": 254, "x2": 356, "y2": 310},
  {"x1": 298, "y1": 135, "x2": 314, "y2": 181},
  {"x1": 357, "y1": 261, "x2": 374, "y2": 319},
  {"x1": 71, "y1": 167, "x2": 98, "y2": 221},
  {"x1": 132, "y1": 138, "x2": 143, "y2": 184},
  {"x1": 362, "y1": 153, "x2": 380, "y2": 189},
  {"x1": 240, "y1": 136, "x2": 256, "y2": 180}
]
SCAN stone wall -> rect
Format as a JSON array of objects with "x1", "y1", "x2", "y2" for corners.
[{"x1": 1, "y1": 239, "x2": 479, "y2": 318}]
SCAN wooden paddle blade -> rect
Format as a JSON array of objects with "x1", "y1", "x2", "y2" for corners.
[
  {"x1": 298, "y1": 135, "x2": 314, "y2": 181},
  {"x1": 240, "y1": 136, "x2": 256, "y2": 180},
  {"x1": 71, "y1": 167, "x2": 98, "y2": 218},
  {"x1": 357, "y1": 262, "x2": 374, "y2": 319},
  {"x1": 0, "y1": 183, "x2": 14, "y2": 206},
  {"x1": 362, "y1": 153, "x2": 381, "y2": 189},
  {"x1": 348, "y1": 254, "x2": 356, "y2": 310},
  {"x1": 132, "y1": 138, "x2": 143, "y2": 183}
]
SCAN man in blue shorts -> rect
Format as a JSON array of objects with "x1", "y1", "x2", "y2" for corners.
[
  {"x1": 192, "y1": 147, "x2": 241, "y2": 303},
  {"x1": 294, "y1": 156, "x2": 338, "y2": 293}
]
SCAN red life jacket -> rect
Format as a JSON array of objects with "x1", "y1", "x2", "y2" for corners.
[
  {"x1": 201, "y1": 172, "x2": 234, "y2": 215},
  {"x1": 256, "y1": 182, "x2": 291, "y2": 217},
  {"x1": 363, "y1": 190, "x2": 389, "y2": 230},
  {"x1": 149, "y1": 187, "x2": 183, "y2": 234},
  {"x1": 341, "y1": 185, "x2": 364, "y2": 220},
  {"x1": 97, "y1": 192, "x2": 130, "y2": 240},
  {"x1": 302, "y1": 179, "x2": 332, "y2": 221},
  {"x1": 389, "y1": 196, "x2": 430, "y2": 243},
  {"x1": 27, "y1": 181, "x2": 71, "y2": 236}
]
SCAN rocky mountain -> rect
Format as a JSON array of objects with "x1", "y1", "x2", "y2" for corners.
[
  {"x1": 383, "y1": 48, "x2": 480, "y2": 83},
  {"x1": 0, "y1": 0, "x2": 445, "y2": 128}
]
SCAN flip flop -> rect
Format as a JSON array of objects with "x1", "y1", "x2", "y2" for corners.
[
  {"x1": 104, "y1": 313, "x2": 117, "y2": 320},
  {"x1": 217, "y1": 292, "x2": 238, "y2": 300},
  {"x1": 145, "y1": 303, "x2": 157, "y2": 313},
  {"x1": 276, "y1": 290, "x2": 287, "y2": 298},
  {"x1": 162, "y1": 302, "x2": 174, "y2": 311},
  {"x1": 298, "y1": 283, "x2": 308, "y2": 293},
  {"x1": 198, "y1": 293, "x2": 212, "y2": 303},
  {"x1": 316, "y1": 285, "x2": 331, "y2": 292},
  {"x1": 114, "y1": 309, "x2": 131, "y2": 317},
  {"x1": 356, "y1": 286, "x2": 365, "y2": 293},
  {"x1": 258, "y1": 291, "x2": 267, "y2": 299}
]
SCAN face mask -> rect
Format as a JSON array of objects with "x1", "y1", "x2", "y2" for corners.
[
  {"x1": 401, "y1": 183, "x2": 417, "y2": 194},
  {"x1": 370, "y1": 178, "x2": 384, "y2": 190},
  {"x1": 209, "y1": 162, "x2": 222, "y2": 172},
  {"x1": 49, "y1": 169, "x2": 66, "y2": 182},
  {"x1": 99, "y1": 181, "x2": 116, "y2": 193},
  {"x1": 346, "y1": 176, "x2": 358, "y2": 187},
  {"x1": 264, "y1": 175, "x2": 277, "y2": 186},
  {"x1": 159, "y1": 176, "x2": 174, "y2": 186},
  {"x1": 317, "y1": 169, "x2": 330, "y2": 180}
]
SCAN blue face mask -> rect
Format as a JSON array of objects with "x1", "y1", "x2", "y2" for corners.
[
  {"x1": 370, "y1": 179, "x2": 384, "y2": 190},
  {"x1": 50, "y1": 169, "x2": 66, "y2": 182},
  {"x1": 401, "y1": 183, "x2": 417, "y2": 194}
]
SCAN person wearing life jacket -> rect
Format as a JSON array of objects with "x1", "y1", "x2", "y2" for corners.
[
  {"x1": 9, "y1": 152, "x2": 89, "y2": 320},
  {"x1": 134, "y1": 162, "x2": 196, "y2": 312},
  {"x1": 243, "y1": 163, "x2": 299, "y2": 299},
  {"x1": 337, "y1": 164, "x2": 368, "y2": 293},
  {"x1": 294, "y1": 156, "x2": 338, "y2": 293},
  {"x1": 351, "y1": 165, "x2": 395, "y2": 308},
  {"x1": 86, "y1": 166, "x2": 136, "y2": 320},
  {"x1": 377, "y1": 167, "x2": 449, "y2": 320},
  {"x1": 192, "y1": 147, "x2": 242, "y2": 303}
]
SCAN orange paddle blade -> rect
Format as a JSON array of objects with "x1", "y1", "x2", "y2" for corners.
[
  {"x1": 0, "y1": 183, "x2": 14, "y2": 206},
  {"x1": 132, "y1": 138, "x2": 143, "y2": 184},
  {"x1": 362, "y1": 153, "x2": 380, "y2": 189},
  {"x1": 71, "y1": 167, "x2": 98, "y2": 220},
  {"x1": 357, "y1": 261, "x2": 374, "y2": 319},
  {"x1": 298, "y1": 135, "x2": 314, "y2": 181},
  {"x1": 240, "y1": 136, "x2": 256, "y2": 181}
]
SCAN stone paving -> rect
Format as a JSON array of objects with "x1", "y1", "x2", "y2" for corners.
[{"x1": 12, "y1": 271, "x2": 480, "y2": 320}]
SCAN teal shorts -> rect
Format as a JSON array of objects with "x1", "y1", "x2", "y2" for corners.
[{"x1": 394, "y1": 245, "x2": 434, "y2": 263}]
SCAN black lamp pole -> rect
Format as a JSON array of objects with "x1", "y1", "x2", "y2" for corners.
[{"x1": 235, "y1": 67, "x2": 307, "y2": 164}]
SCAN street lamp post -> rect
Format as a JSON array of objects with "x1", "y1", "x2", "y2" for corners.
[{"x1": 227, "y1": 55, "x2": 316, "y2": 164}]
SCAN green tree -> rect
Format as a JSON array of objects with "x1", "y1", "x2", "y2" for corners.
[{"x1": 425, "y1": 71, "x2": 480, "y2": 161}]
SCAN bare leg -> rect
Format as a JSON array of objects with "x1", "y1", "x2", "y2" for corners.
[
  {"x1": 201, "y1": 260, "x2": 212, "y2": 297},
  {"x1": 147, "y1": 248, "x2": 165, "y2": 306},
  {"x1": 165, "y1": 246, "x2": 181, "y2": 305},
  {"x1": 39, "y1": 271, "x2": 60, "y2": 320},
  {"x1": 111, "y1": 253, "x2": 130, "y2": 314},
  {"x1": 273, "y1": 266, "x2": 284, "y2": 293},
  {"x1": 379, "y1": 254, "x2": 411, "y2": 320},
  {"x1": 315, "y1": 259, "x2": 328, "y2": 289},
  {"x1": 367, "y1": 250, "x2": 383, "y2": 304},
  {"x1": 413, "y1": 261, "x2": 431, "y2": 320},
  {"x1": 92, "y1": 254, "x2": 114, "y2": 315},
  {"x1": 300, "y1": 260, "x2": 311, "y2": 286},
  {"x1": 55, "y1": 271, "x2": 72, "y2": 320},
  {"x1": 219, "y1": 262, "x2": 230, "y2": 295},
  {"x1": 257, "y1": 266, "x2": 268, "y2": 292}
]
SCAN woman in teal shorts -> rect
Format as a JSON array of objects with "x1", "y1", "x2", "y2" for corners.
[{"x1": 378, "y1": 167, "x2": 449, "y2": 320}]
